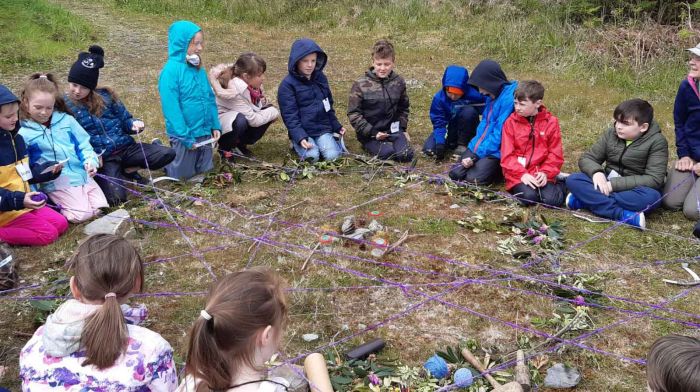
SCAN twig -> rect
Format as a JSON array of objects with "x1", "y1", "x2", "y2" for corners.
[
  {"x1": 301, "y1": 243, "x2": 321, "y2": 271},
  {"x1": 381, "y1": 232, "x2": 425, "y2": 258},
  {"x1": 252, "y1": 201, "x2": 305, "y2": 220}
]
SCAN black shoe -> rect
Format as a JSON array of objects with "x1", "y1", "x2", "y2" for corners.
[
  {"x1": 238, "y1": 145, "x2": 254, "y2": 158},
  {"x1": 126, "y1": 172, "x2": 149, "y2": 186}
]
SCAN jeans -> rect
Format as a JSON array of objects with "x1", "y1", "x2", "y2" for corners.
[
  {"x1": 293, "y1": 133, "x2": 343, "y2": 162},
  {"x1": 565, "y1": 172, "x2": 661, "y2": 220}
]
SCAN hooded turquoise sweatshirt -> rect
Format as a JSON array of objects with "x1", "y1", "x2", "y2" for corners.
[{"x1": 158, "y1": 20, "x2": 221, "y2": 148}]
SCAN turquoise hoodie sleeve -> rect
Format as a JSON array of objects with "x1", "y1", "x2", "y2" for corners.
[{"x1": 159, "y1": 64, "x2": 194, "y2": 148}]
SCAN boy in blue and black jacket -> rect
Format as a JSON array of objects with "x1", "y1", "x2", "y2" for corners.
[
  {"x1": 449, "y1": 60, "x2": 517, "y2": 185},
  {"x1": 423, "y1": 65, "x2": 484, "y2": 160},
  {"x1": 278, "y1": 38, "x2": 345, "y2": 162}
]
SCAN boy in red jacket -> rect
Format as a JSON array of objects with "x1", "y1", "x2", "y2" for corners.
[{"x1": 500, "y1": 80, "x2": 565, "y2": 206}]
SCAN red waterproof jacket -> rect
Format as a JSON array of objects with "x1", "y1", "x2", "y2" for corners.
[{"x1": 500, "y1": 106, "x2": 564, "y2": 190}]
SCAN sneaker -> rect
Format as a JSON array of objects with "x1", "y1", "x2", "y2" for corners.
[
  {"x1": 151, "y1": 138, "x2": 163, "y2": 146},
  {"x1": 565, "y1": 193, "x2": 583, "y2": 210},
  {"x1": 238, "y1": 145, "x2": 254, "y2": 158},
  {"x1": 125, "y1": 171, "x2": 150, "y2": 186},
  {"x1": 621, "y1": 210, "x2": 645, "y2": 229},
  {"x1": 453, "y1": 145, "x2": 467, "y2": 156}
]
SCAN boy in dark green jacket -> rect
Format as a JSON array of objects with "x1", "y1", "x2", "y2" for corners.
[{"x1": 565, "y1": 99, "x2": 668, "y2": 229}]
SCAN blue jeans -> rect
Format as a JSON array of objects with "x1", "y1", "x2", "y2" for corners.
[
  {"x1": 293, "y1": 133, "x2": 343, "y2": 162},
  {"x1": 565, "y1": 172, "x2": 661, "y2": 220}
]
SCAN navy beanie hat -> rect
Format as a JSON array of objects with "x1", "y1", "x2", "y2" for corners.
[
  {"x1": 0, "y1": 85, "x2": 19, "y2": 107},
  {"x1": 68, "y1": 45, "x2": 105, "y2": 90}
]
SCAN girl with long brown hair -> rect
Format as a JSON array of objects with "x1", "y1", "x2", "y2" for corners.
[
  {"x1": 19, "y1": 234, "x2": 178, "y2": 391},
  {"x1": 177, "y1": 267, "x2": 290, "y2": 392}
]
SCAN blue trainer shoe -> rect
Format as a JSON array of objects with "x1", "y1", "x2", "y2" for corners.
[
  {"x1": 565, "y1": 193, "x2": 583, "y2": 210},
  {"x1": 621, "y1": 210, "x2": 646, "y2": 229}
]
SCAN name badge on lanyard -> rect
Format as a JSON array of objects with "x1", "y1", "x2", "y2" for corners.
[
  {"x1": 322, "y1": 98, "x2": 331, "y2": 112},
  {"x1": 16, "y1": 162, "x2": 32, "y2": 181},
  {"x1": 390, "y1": 121, "x2": 400, "y2": 134}
]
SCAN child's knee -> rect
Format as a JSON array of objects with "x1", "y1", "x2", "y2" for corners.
[
  {"x1": 449, "y1": 167, "x2": 467, "y2": 181},
  {"x1": 683, "y1": 204, "x2": 700, "y2": 221},
  {"x1": 322, "y1": 148, "x2": 341, "y2": 161},
  {"x1": 34, "y1": 227, "x2": 60, "y2": 246},
  {"x1": 394, "y1": 148, "x2": 414, "y2": 162}
]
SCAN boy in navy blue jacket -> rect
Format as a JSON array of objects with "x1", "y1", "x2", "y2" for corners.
[
  {"x1": 423, "y1": 65, "x2": 484, "y2": 160},
  {"x1": 663, "y1": 43, "x2": 700, "y2": 221},
  {"x1": 278, "y1": 38, "x2": 345, "y2": 162}
]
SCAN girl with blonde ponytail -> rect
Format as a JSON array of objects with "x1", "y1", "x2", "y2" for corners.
[
  {"x1": 177, "y1": 267, "x2": 290, "y2": 392},
  {"x1": 19, "y1": 234, "x2": 178, "y2": 391}
]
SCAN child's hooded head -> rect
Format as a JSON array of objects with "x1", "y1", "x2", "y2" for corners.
[
  {"x1": 468, "y1": 59, "x2": 508, "y2": 99},
  {"x1": 288, "y1": 38, "x2": 327, "y2": 79},
  {"x1": 0, "y1": 85, "x2": 19, "y2": 132}
]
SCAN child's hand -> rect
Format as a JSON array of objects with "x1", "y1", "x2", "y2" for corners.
[
  {"x1": 52, "y1": 162, "x2": 64, "y2": 175},
  {"x1": 132, "y1": 120, "x2": 145, "y2": 133},
  {"x1": 534, "y1": 172, "x2": 548, "y2": 187},
  {"x1": 676, "y1": 157, "x2": 696, "y2": 171},
  {"x1": 85, "y1": 162, "x2": 97, "y2": 177},
  {"x1": 693, "y1": 162, "x2": 700, "y2": 176},
  {"x1": 376, "y1": 132, "x2": 389, "y2": 141},
  {"x1": 212, "y1": 130, "x2": 221, "y2": 141},
  {"x1": 521, "y1": 173, "x2": 538, "y2": 189},
  {"x1": 300, "y1": 139, "x2": 313, "y2": 149},
  {"x1": 339, "y1": 127, "x2": 346, "y2": 136},
  {"x1": 592, "y1": 172, "x2": 612, "y2": 196},
  {"x1": 23, "y1": 192, "x2": 46, "y2": 210},
  {"x1": 404, "y1": 132, "x2": 411, "y2": 142},
  {"x1": 461, "y1": 157, "x2": 474, "y2": 169}
]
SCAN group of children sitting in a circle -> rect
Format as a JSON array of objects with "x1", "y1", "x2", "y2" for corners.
[
  {"x1": 0, "y1": 17, "x2": 699, "y2": 392},
  {"x1": 2, "y1": 19, "x2": 700, "y2": 249}
]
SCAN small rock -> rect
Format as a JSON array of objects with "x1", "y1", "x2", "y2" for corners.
[
  {"x1": 544, "y1": 363, "x2": 581, "y2": 388},
  {"x1": 302, "y1": 333, "x2": 319, "y2": 342},
  {"x1": 84, "y1": 209, "x2": 130, "y2": 236},
  {"x1": 357, "y1": 323, "x2": 367, "y2": 330},
  {"x1": 449, "y1": 204, "x2": 460, "y2": 209},
  {"x1": 492, "y1": 382, "x2": 523, "y2": 392},
  {"x1": 367, "y1": 219, "x2": 384, "y2": 232},
  {"x1": 341, "y1": 216, "x2": 356, "y2": 235}
]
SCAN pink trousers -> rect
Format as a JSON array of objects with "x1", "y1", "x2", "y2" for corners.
[
  {"x1": 48, "y1": 180, "x2": 109, "y2": 223},
  {"x1": 0, "y1": 207, "x2": 68, "y2": 246}
]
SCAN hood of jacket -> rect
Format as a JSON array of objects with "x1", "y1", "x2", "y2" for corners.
[
  {"x1": 42, "y1": 299, "x2": 100, "y2": 357},
  {"x1": 364, "y1": 68, "x2": 399, "y2": 83},
  {"x1": 167, "y1": 20, "x2": 201, "y2": 62},
  {"x1": 20, "y1": 111, "x2": 69, "y2": 132},
  {"x1": 468, "y1": 59, "x2": 509, "y2": 98},
  {"x1": 442, "y1": 65, "x2": 470, "y2": 92},
  {"x1": 287, "y1": 38, "x2": 327, "y2": 79}
]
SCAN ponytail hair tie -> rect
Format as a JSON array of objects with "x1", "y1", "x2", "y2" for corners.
[
  {"x1": 39, "y1": 75, "x2": 48, "y2": 79},
  {"x1": 104, "y1": 292, "x2": 117, "y2": 299},
  {"x1": 200, "y1": 309, "x2": 212, "y2": 320}
]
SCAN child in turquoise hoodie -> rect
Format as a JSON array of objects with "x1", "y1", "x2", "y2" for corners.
[{"x1": 158, "y1": 20, "x2": 221, "y2": 181}]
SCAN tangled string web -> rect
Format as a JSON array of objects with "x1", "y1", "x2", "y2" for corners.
[{"x1": 3, "y1": 137, "x2": 700, "y2": 391}]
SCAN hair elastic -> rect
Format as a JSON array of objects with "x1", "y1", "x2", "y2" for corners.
[
  {"x1": 38, "y1": 75, "x2": 48, "y2": 79},
  {"x1": 200, "y1": 309, "x2": 212, "y2": 320},
  {"x1": 104, "y1": 292, "x2": 117, "y2": 299}
]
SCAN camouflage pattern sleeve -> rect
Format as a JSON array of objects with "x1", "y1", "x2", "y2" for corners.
[{"x1": 347, "y1": 80, "x2": 374, "y2": 138}]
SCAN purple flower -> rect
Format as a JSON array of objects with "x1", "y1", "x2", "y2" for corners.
[
  {"x1": 222, "y1": 172, "x2": 233, "y2": 182},
  {"x1": 539, "y1": 224, "x2": 549, "y2": 233},
  {"x1": 573, "y1": 295, "x2": 586, "y2": 306},
  {"x1": 368, "y1": 373, "x2": 381, "y2": 386},
  {"x1": 532, "y1": 235, "x2": 545, "y2": 245},
  {"x1": 526, "y1": 228, "x2": 536, "y2": 237}
]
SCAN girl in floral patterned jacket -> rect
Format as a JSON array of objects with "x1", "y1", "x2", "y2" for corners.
[{"x1": 20, "y1": 234, "x2": 178, "y2": 391}]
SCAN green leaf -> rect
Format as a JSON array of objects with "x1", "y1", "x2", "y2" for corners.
[
  {"x1": 331, "y1": 375, "x2": 354, "y2": 385},
  {"x1": 29, "y1": 300, "x2": 58, "y2": 312}
]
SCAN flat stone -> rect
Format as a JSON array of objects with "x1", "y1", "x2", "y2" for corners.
[
  {"x1": 492, "y1": 382, "x2": 523, "y2": 392},
  {"x1": 83, "y1": 209, "x2": 130, "y2": 236},
  {"x1": 544, "y1": 363, "x2": 581, "y2": 388},
  {"x1": 302, "y1": 333, "x2": 319, "y2": 342}
]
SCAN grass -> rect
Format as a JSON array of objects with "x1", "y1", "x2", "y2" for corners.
[
  {"x1": 1, "y1": 0, "x2": 700, "y2": 391},
  {"x1": 0, "y1": 0, "x2": 98, "y2": 73}
]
